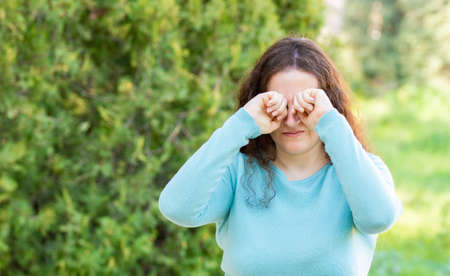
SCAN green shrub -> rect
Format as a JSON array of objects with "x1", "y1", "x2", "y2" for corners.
[{"x1": 0, "y1": 0, "x2": 323, "y2": 274}]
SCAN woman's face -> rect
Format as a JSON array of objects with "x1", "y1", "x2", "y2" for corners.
[{"x1": 267, "y1": 68, "x2": 324, "y2": 156}]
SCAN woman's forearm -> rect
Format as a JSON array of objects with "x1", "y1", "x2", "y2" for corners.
[
  {"x1": 314, "y1": 108, "x2": 403, "y2": 234},
  {"x1": 158, "y1": 107, "x2": 261, "y2": 227}
]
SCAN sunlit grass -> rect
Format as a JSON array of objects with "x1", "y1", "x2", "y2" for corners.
[{"x1": 359, "y1": 85, "x2": 450, "y2": 275}]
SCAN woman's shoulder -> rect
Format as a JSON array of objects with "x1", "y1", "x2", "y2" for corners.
[
  {"x1": 235, "y1": 151, "x2": 262, "y2": 169},
  {"x1": 233, "y1": 151, "x2": 250, "y2": 171},
  {"x1": 228, "y1": 152, "x2": 261, "y2": 177},
  {"x1": 366, "y1": 152, "x2": 388, "y2": 168},
  {"x1": 225, "y1": 152, "x2": 249, "y2": 176}
]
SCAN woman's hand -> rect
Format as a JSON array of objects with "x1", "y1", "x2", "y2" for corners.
[
  {"x1": 243, "y1": 91, "x2": 288, "y2": 134},
  {"x1": 293, "y1": 88, "x2": 334, "y2": 130}
]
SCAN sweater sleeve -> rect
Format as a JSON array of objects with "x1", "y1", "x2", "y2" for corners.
[
  {"x1": 314, "y1": 108, "x2": 403, "y2": 234},
  {"x1": 158, "y1": 107, "x2": 261, "y2": 228}
]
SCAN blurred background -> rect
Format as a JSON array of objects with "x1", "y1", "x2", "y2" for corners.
[{"x1": 0, "y1": 0, "x2": 448, "y2": 275}]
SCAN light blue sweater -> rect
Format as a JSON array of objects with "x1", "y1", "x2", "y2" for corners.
[{"x1": 158, "y1": 107, "x2": 403, "y2": 276}]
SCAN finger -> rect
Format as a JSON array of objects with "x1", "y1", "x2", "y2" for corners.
[
  {"x1": 310, "y1": 88, "x2": 326, "y2": 101},
  {"x1": 264, "y1": 91, "x2": 276, "y2": 103},
  {"x1": 299, "y1": 92, "x2": 314, "y2": 111},
  {"x1": 273, "y1": 102, "x2": 287, "y2": 121},
  {"x1": 267, "y1": 93, "x2": 284, "y2": 113},
  {"x1": 264, "y1": 92, "x2": 280, "y2": 109},
  {"x1": 303, "y1": 89, "x2": 315, "y2": 103},
  {"x1": 263, "y1": 94, "x2": 271, "y2": 106},
  {"x1": 277, "y1": 106, "x2": 288, "y2": 121},
  {"x1": 270, "y1": 97, "x2": 287, "y2": 116},
  {"x1": 302, "y1": 91, "x2": 315, "y2": 110},
  {"x1": 296, "y1": 99, "x2": 310, "y2": 120},
  {"x1": 267, "y1": 100, "x2": 279, "y2": 113},
  {"x1": 293, "y1": 94, "x2": 304, "y2": 113},
  {"x1": 296, "y1": 92, "x2": 311, "y2": 112}
]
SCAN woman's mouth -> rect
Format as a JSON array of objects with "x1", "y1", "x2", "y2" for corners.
[{"x1": 282, "y1": 131, "x2": 304, "y2": 137}]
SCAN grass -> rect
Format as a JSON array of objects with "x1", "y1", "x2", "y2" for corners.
[{"x1": 359, "y1": 85, "x2": 450, "y2": 276}]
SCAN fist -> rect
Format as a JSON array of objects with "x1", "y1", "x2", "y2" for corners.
[
  {"x1": 243, "y1": 91, "x2": 288, "y2": 134},
  {"x1": 292, "y1": 88, "x2": 334, "y2": 130}
]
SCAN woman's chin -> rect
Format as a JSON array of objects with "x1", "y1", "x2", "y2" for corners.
[{"x1": 278, "y1": 143, "x2": 311, "y2": 155}]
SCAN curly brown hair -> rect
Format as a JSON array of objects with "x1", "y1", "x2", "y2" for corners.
[{"x1": 234, "y1": 35, "x2": 373, "y2": 208}]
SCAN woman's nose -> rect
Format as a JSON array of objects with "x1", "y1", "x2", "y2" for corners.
[{"x1": 283, "y1": 104, "x2": 301, "y2": 126}]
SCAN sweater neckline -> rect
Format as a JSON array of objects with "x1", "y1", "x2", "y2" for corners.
[{"x1": 269, "y1": 161, "x2": 331, "y2": 185}]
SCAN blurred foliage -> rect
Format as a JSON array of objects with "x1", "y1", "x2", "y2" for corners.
[
  {"x1": 328, "y1": 0, "x2": 450, "y2": 96},
  {"x1": 0, "y1": 0, "x2": 323, "y2": 274},
  {"x1": 359, "y1": 84, "x2": 450, "y2": 275}
]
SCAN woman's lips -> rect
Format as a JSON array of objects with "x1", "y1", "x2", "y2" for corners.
[{"x1": 282, "y1": 131, "x2": 304, "y2": 137}]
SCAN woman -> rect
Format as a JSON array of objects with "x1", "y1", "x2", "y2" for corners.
[{"x1": 158, "y1": 36, "x2": 403, "y2": 276}]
